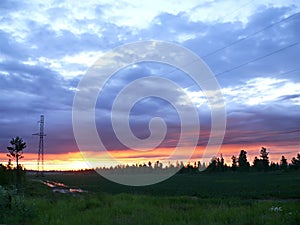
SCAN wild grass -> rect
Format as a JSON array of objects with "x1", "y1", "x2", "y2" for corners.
[
  {"x1": 1, "y1": 171, "x2": 299, "y2": 225},
  {"x1": 21, "y1": 194, "x2": 300, "y2": 225}
]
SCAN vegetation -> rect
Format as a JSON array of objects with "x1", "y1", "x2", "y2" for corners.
[
  {"x1": 6, "y1": 136, "x2": 27, "y2": 190},
  {"x1": 0, "y1": 171, "x2": 299, "y2": 225},
  {"x1": 0, "y1": 186, "x2": 34, "y2": 224},
  {"x1": 0, "y1": 140, "x2": 299, "y2": 225},
  {"x1": 205, "y1": 148, "x2": 300, "y2": 173},
  {"x1": 12, "y1": 192, "x2": 300, "y2": 225}
]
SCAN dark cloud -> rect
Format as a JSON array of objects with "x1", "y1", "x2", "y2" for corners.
[
  {"x1": 0, "y1": 3, "x2": 299, "y2": 158},
  {"x1": 0, "y1": 59, "x2": 77, "y2": 154},
  {"x1": 223, "y1": 105, "x2": 300, "y2": 146},
  {"x1": 280, "y1": 94, "x2": 300, "y2": 100}
]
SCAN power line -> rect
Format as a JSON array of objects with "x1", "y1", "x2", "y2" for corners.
[
  {"x1": 275, "y1": 68, "x2": 300, "y2": 76},
  {"x1": 154, "y1": 12, "x2": 300, "y2": 83},
  {"x1": 218, "y1": 0, "x2": 254, "y2": 21},
  {"x1": 215, "y1": 42, "x2": 299, "y2": 76},
  {"x1": 202, "y1": 12, "x2": 300, "y2": 58},
  {"x1": 152, "y1": 41, "x2": 299, "y2": 91}
]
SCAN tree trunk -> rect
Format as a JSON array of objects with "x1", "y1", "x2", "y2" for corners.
[{"x1": 16, "y1": 153, "x2": 19, "y2": 191}]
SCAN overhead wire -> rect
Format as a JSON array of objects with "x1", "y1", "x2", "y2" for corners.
[
  {"x1": 202, "y1": 12, "x2": 300, "y2": 58},
  {"x1": 152, "y1": 11, "x2": 300, "y2": 83},
  {"x1": 214, "y1": 42, "x2": 299, "y2": 76}
]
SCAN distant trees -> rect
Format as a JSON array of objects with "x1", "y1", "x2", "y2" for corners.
[
  {"x1": 231, "y1": 155, "x2": 237, "y2": 171},
  {"x1": 91, "y1": 149, "x2": 300, "y2": 174},
  {"x1": 206, "y1": 157, "x2": 218, "y2": 172},
  {"x1": 205, "y1": 147, "x2": 299, "y2": 173},
  {"x1": 237, "y1": 150, "x2": 250, "y2": 171},
  {"x1": 280, "y1": 155, "x2": 288, "y2": 170},
  {"x1": 253, "y1": 156, "x2": 262, "y2": 171},
  {"x1": 253, "y1": 147, "x2": 270, "y2": 171},
  {"x1": 1, "y1": 135, "x2": 299, "y2": 177},
  {"x1": 291, "y1": 153, "x2": 300, "y2": 169},
  {"x1": 260, "y1": 147, "x2": 269, "y2": 169},
  {"x1": 6, "y1": 159, "x2": 13, "y2": 170},
  {"x1": 205, "y1": 154, "x2": 229, "y2": 172},
  {"x1": 82, "y1": 149, "x2": 300, "y2": 173}
]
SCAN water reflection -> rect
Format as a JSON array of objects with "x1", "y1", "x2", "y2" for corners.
[{"x1": 41, "y1": 180, "x2": 87, "y2": 194}]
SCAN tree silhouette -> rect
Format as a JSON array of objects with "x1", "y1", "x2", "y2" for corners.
[
  {"x1": 253, "y1": 156, "x2": 264, "y2": 171},
  {"x1": 260, "y1": 147, "x2": 269, "y2": 171},
  {"x1": 269, "y1": 161, "x2": 280, "y2": 171},
  {"x1": 206, "y1": 157, "x2": 217, "y2": 172},
  {"x1": 280, "y1": 155, "x2": 288, "y2": 170},
  {"x1": 219, "y1": 154, "x2": 225, "y2": 171},
  {"x1": 291, "y1": 153, "x2": 300, "y2": 169},
  {"x1": 238, "y1": 150, "x2": 250, "y2": 171},
  {"x1": 6, "y1": 159, "x2": 13, "y2": 170},
  {"x1": 7, "y1": 136, "x2": 26, "y2": 189},
  {"x1": 231, "y1": 155, "x2": 237, "y2": 171}
]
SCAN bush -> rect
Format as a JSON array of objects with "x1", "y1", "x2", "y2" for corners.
[
  {"x1": 0, "y1": 185, "x2": 12, "y2": 210},
  {"x1": 0, "y1": 185, "x2": 35, "y2": 224}
]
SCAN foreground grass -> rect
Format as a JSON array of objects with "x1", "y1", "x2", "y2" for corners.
[
  {"x1": 1, "y1": 171, "x2": 300, "y2": 225},
  {"x1": 4, "y1": 193, "x2": 300, "y2": 225}
]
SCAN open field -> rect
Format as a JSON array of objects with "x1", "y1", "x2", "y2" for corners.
[
  {"x1": 1, "y1": 171, "x2": 300, "y2": 225},
  {"x1": 32, "y1": 171, "x2": 300, "y2": 199}
]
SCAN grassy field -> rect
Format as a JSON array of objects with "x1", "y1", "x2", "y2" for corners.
[
  {"x1": 1, "y1": 171, "x2": 300, "y2": 225},
  {"x1": 36, "y1": 171, "x2": 300, "y2": 198}
]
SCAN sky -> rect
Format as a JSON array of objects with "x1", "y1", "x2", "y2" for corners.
[{"x1": 0, "y1": 0, "x2": 299, "y2": 170}]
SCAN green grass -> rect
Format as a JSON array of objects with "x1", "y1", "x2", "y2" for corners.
[
  {"x1": 17, "y1": 194, "x2": 300, "y2": 225},
  {"x1": 1, "y1": 171, "x2": 300, "y2": 225},
  {"x1": 33, "y1": 170, "x2": 300, "y2": 199}
]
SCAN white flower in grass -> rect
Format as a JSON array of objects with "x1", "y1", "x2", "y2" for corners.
[{"x1": 270, "y1": 206, "x2": 282, "y2": 212}]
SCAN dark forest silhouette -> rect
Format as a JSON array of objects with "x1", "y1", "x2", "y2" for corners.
[
  {"x1": 1, "y1": 136, "x2": 300, "y2": 186},
  {"x1": 94, "y1": 147, "x2": 300, "y2": 174}
]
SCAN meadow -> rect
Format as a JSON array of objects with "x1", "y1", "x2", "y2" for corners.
[{"x1": 1, "y1": 171, "x2": 300, "y2": 225}]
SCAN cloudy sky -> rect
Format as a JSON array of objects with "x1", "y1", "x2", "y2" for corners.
[{"x1": 0, "y1": 0, "x2": 299, "y2": 169}]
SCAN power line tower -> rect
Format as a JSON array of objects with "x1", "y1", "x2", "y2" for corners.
[{"x1": 33, "y1": 115, "x2": 46, "y2": 176}]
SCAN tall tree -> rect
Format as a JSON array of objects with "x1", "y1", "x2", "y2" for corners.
[
  {"x1": 231, "y1": 155, "x2": 237, "y2": 171},
  {"x1": 7, "y1": 137, "x2": 26, "y2": 169},
  {"x1": 238, "y1": 150, "x2": 250, "y2": 171},
  {"x1": 291, "y1": 153, "x2": 300, "y2": 169},
  {"x1": 7, "y1": 136, "x2": 26, "y2": 189},
  {"x1": 220, "y1": 154, "x2": 225, "y2": 169},
  {"x1": 280, "y1": 155, "x2": 288, "y2": 170},
  {"x1": 260, "y1": 147, "x2": 269, "y2": 170},
  {"x1": 206, "y1": 157, "x2": 217, "y2": 172}
]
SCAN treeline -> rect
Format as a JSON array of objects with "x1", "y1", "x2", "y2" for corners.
[
  {"x1": 94, "y1": 147, "x2": 300, "y2": 174},
  {"x1": 1, "y1": 136, "x2": 300, "y2": 177},
  {"x1": 204, "y1": 147, "x2": 300, "y2": 173}
]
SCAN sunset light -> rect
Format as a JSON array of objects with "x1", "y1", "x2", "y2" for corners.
[
  {"x1": 1, "y1": 1, "x2": 300, "y2": 224},
  {"x1": 0, "y1": 0, "x2": 299, "y2": 172}
]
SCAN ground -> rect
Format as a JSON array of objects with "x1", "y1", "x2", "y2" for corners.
[{"x1": 1, "y1": 171, "x2": 300, "y2": 225}]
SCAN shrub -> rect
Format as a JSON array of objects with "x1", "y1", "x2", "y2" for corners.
[{"x1": 0, "y1": 185, "x2": 35, "y2": 224}]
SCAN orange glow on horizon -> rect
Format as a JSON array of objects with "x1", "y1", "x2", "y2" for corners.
[{"x1": 0, "y1": 144, "x2": 298, "y2": 171}]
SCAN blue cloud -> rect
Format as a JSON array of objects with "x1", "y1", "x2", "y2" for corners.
[{"x1": 0, "y1": 2, "x2": 299, "y2": 156}]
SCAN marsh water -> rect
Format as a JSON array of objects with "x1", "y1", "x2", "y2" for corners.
[{"x1": 42, "y1": 180, "x2": 87, "y2": 194}]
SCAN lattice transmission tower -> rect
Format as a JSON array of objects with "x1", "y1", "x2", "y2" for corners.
[{"x1": 33, "y1": 115, "x2": 46, "y2": 176}]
